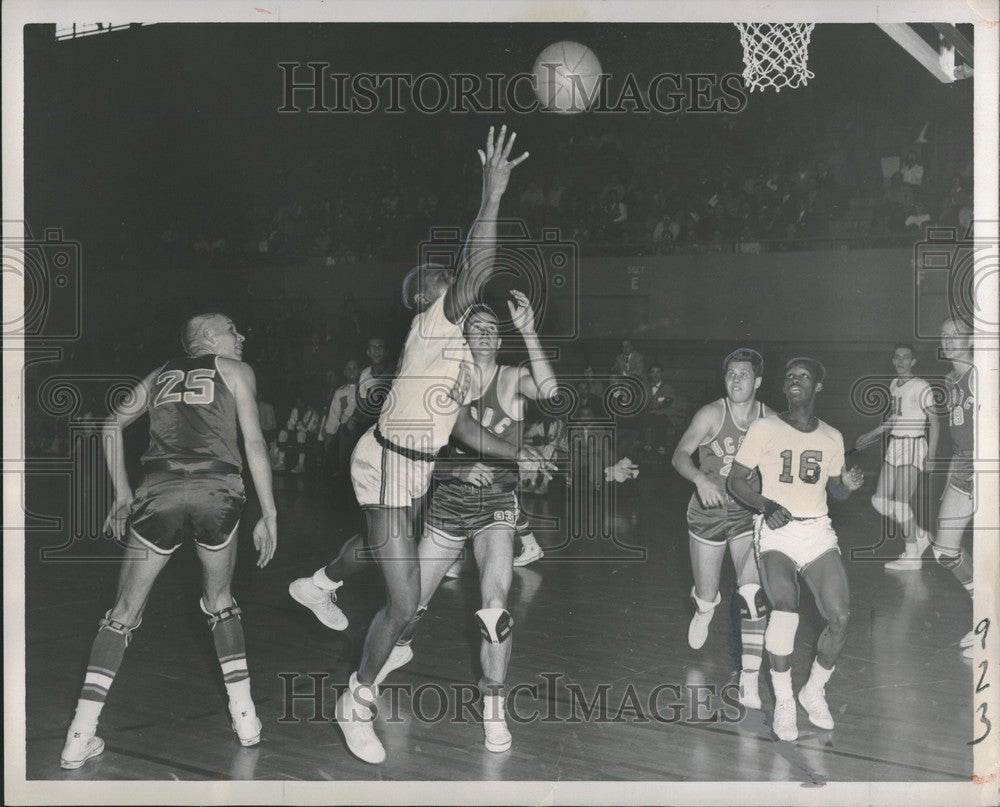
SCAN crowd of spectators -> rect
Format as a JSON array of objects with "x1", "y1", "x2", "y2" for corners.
[{"x1": 151, "y1": 111, "x2": 972, "y2": 264}]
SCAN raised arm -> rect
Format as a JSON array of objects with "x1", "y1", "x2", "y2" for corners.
[
  {"x1": 222, "y1": 360, "x2": 277, "y2": 568},
  {"x1": 102, "y1": 370, "x2": 157, "y2": 540},
  {"x1": 443, "y1": 126, "x2": 530, "y2": 323},
  {"x1": 508, "y1": 289, "x2": 557, "y2": 401}
]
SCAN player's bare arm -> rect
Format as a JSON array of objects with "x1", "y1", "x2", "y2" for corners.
[
  {"x1": 452, "y1": 407, "x2": 552, "y2": 475},
  {"x1": 101, "y1": 370, "x2": 157, "y2": 540},
  {"x1": 509, "y1": 290, "x2": 558, "y2": 401},
  {"x1": 727, "y1": 460, "x2": 792, "y2": 529},
  {"x1": 220, "y1": 358, "x2": 277, "y2": 568},
  {"x1": 672, "y1": 402, "x2": 728, "y2": 509},
  {"x1": 444, "y1": 125, "x2": 529, "y2": 323}
]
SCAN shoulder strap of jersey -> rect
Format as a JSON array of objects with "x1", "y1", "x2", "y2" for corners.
[{"x1": 699, "y1": 398, "x2": 727, "y2": 446}]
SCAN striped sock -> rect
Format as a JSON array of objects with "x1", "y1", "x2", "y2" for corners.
[
  {"x1": 71, "y1": 612, "x2": 139, "y2": 733},
  {"x1": 202, "y1": 599, "x2": 251, "y2": 706},
  {"x1": 741, "y1": 616, "x2": 767, "y2": 673}
]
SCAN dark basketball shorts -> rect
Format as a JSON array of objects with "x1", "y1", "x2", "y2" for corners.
[
  {"x1": 426, "y1": 478, "x2": 520, "y2": 542},
  {"x1": 946, "y1": 452, "x2": 974, "y2": 498},
  {"x1": 129, "y1": 471, "x2": 246, "y2": 555},
  {"x1": 686, "y1": 492, "x2": 755, "y2": 546}
]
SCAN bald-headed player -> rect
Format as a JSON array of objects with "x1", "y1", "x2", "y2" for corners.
[
  {"x1": 728, "y1": 358, "x2": 863, "y2": 742},
  {"x1": 60, "y1": 314, "x2": 277, "y2": 769},
  {"x1": 672, "y1": 348, "x2": 775, "y2": 709},
  {"x1": 288, "y1": 127, "x2": 548, "y2": 764}
]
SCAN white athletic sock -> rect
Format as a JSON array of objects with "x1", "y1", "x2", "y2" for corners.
[
  {"x1": 521, "y1": 532, "x2": 539, "y2": 550},
  {"x1": 312, "y1": 567, "x2": 342, "y2": 591},
  {"x1": 806, "y1": 658, "x2": 834, "y2": 689},
  {"x1": 70, "y1": 699, "x2": 103, "y2": 733},
  {"x1": 226, "y1": 677, "x2": 253, "y2": 709},
  {"x1": 770, "y1": 669, "x2": 793, "y2": 701}
]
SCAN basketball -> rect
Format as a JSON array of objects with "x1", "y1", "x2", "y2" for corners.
[{"x1": 532, "y1": 41, "x2": 603, "y2": 114}]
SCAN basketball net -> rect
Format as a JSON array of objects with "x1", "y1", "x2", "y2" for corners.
[{"x1": 734, "y1": 23, "x2": 815, "y2": 93}]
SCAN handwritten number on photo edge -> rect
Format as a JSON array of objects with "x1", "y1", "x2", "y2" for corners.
[{"x1": 967, "y1": 618, "x2": 991, "y2": 746}]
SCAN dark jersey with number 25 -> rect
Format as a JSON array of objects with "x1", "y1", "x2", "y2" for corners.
[{"x1": 141, "y1": 355, "x2": 241, "y2": 471}]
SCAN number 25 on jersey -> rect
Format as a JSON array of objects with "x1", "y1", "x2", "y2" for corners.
[{"x1": 153, "y1": 369, "x2": 216, "y2": 407}]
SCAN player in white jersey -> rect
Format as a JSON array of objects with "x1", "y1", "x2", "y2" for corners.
[
  {"x1": 290, "y1": 127, "x2": 545, "y2": 764},
  {"x1": 728, "y1": 358, "x2": 864, "y2": 742},
  {"x1": 672, "y1": 348, "x2": 775, "y2": 709},
  {"x1": 854, "y1": 343, "x2": 939, "y2": 570}
]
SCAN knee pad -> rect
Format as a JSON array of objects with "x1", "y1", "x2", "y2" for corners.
[
  {"x1": 99, "y1": 610, "x2": 141, "y2": 646},
  {"x1": 475, "y1": 608, "x2": 513, "y2": 644},
  {"x1": 764, "y1": 610, "x2": 799, "y2": 657},
  {"x1": 737, "y1": 583, "x2": 770, "y2": 621},
  {"x1": 200, "y1": 597, "x2": 243, "y2": 629},
  {"x1": 932, "y1": 545, "x2": 962, "y2": 569}
]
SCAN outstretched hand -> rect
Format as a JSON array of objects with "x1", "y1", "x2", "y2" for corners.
[
  {"x1": 477, "y1": 125, "x2": 529, "y2": 201},
  {"x1": 842, "y1": 466, "x2": 865, "y2": 491},
  {"x1": 507, "y1": 289, "x2": 536, "y2": 334}
]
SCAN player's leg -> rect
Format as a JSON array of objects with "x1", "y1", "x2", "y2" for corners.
[
  {"x1": 884, "y1": 455, "x2": 929, "y2": 570},
  {"x1": 196, "y1": 527, "x2": 261, "y2": 746},
  {"x1": 513, "y1": 508, "x2": 543, "y2": 567},
  {"x1": 288, "y1": 533, "x2": 367, "y2": 631},
  {"x1": 688, "y1": 531, "x2": 727, "y2": 650},
  {"x1": 335, "y1": 504, "x2": 419, "y2": 764},
  {"x1": 473, "y1": 523, "x2": 516, "y2": 752},
  {"x1": 730, "y1": 531, "x2": 767, "y2": 709},
  {"x1": 61, "y1": 533, "x2": 172, "y2": 768},
  {"x1": 798, "y1": 549, "x2": 851, "y2": 729},
  {"x1": 758, "y1": 550, "x2": 801, "y2": 742},
  {"x1": 931, "y1": 470, "x2": 975, "y2": 655},
  {"x1": 373, "y1": 525, "x2": 466, "y2": 687}
]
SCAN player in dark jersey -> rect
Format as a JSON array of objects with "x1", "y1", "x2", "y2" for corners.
[
  {"x1": 60, "y1": 313, "x2": 277, "y2": 769},
  {"x1": 374, "y1": 294, "x2": 557, "y2": 753},
  {"x1": 672, "y1": 349, "x2": 775, "y2": 710},
  {"x1": 931, "y1": 318, "x2": 977, "y2": 658}
]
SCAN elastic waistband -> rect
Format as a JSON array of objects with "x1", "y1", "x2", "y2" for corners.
[
  {"x1": 890, "y1": 434, "x2": 926, "y2": 440},
  {"x1": 374, "y1": 426, "x2": 439, "y2": 464},
  {"x1": 143, "y1": 458, "x2": 241, "y2": 475}
]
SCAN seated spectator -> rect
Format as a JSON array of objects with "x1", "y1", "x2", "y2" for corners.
[
  {"x1": 872, "y1": 172, "x2": 911, "y2": 234},
  {"x1": 323, "y1": 359, "x2": 360, "y2": 476},
  {"x1": 939, "y1": 175, "x2": 972, "y2": 226},
  {"x1": 612, "y1": 339, "x2": 645, "y2": 380},
  {"x1": 275, "y1": 397, "x2": 322, "y2": 474},
  {"x1": 900, "y1": 150, "x2": 924, "y2": 191}
]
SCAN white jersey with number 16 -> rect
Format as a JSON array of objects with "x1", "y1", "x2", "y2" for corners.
[{"x1": 734, "y1": 416, "x2": 846, "y2": 519}]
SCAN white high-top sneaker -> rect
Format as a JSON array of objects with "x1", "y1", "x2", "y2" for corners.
[
  {"x1": 288, "y1": 571, "x2": 348, "y2": 630},
  {"x1": 798, "y1": 683, "x2": 835, "y2": 730},
  {"x1": 60, "y1": 728, "x2": 105, "y2": 770},
  {"x1": 229, "y1": 701, "x2": 262, "y2": 747},
  {"x1": 374, "y1": 644, "x2": 414, "y2": 687},
  {"x1": 772, "y1": 698, "x2": 799, "y2": 741},
  {"x1": 483, "y1": 694, "x2": 512, "y2": 753},
  {"x1": 738, "y1": 669, "x2": 762, "y2": 710},
  {"x1": 335, "y1": 673, "x2": 385, "y2": 764}
]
